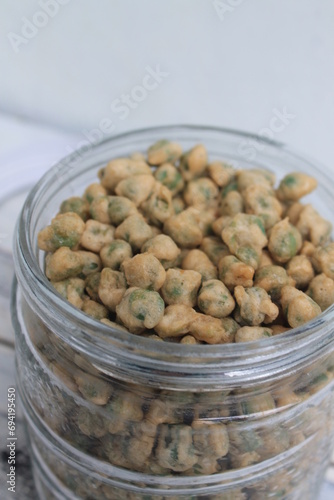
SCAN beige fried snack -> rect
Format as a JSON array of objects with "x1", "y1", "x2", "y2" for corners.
[
  {"x1": 38, "y1": 212, "x2": 85, "y2": 252},
  {"x1": 276, "y1": 172, "x2": 317, "y2": 201},
  {"x1": 220, "y1": 190, "x2": 244, "y2": 217},
  {"x1": 89, "y1": 196, "x2": 112, "y2": 224},
  {"x1": 172, "y1": 196, "x2": 186, "y2": 214},
  {"x1": 100, "y1": 240, "x2": 133, "y2": 270},
  {"x1": 82, "y1": 299, "x2": 109, "y2": 320},
  {"x1": 312, "y1": 243, "x2": 334, "y2": 279},
  {"x1": 184, "y1": 177, "x2": 219, "y2": 209},
  {"x1": 45, "y1": 247, "x2": 83, "y2": 282},
  {"x1": 60, "y1": 196, "x2": 90, "y2": 221},
  {"x1": 98, "y1": 268, "x2": 127, "y2": 312},
  {"x1": 268, "y1": 218, "x2": 302, "y2": 264},
  {"x1": 254, "y1": 265, "x2": 295, "y2": 301},
  {"x1": 307, "y1": 274, "x2": 334, "y2": 311},
  {"x1": 114, "y1": 214, "x2": 153, "y2": 251},
  {"x1": 76, "y1": 250, "x2": 102, "y2": 277},
  {"x1": 52, "y1": 278, "x2": 85, "y2": 309},
  {"x1": 180, "y1": 335, "x2": 200, "y2": 345},
  {"x1": 115, "y1": 175, "x2": 155, "y2": 207},
  {"x1": 141, "y1": 182, "x2": 174, "y2": 225},
  {"x1": 99, "y1": 157, "x2": 151, "y2": 191},
  {"x1": 280, "y1": 286, "x2": 321, "y2": 328},
  {"x1": 106, "y1": 196, "x2": 138, "y2": 226},
  {"x1": 147, "y1": 140, "x2": 183, "y2": 165},
  {"x1": 189, "y1": 313, "x2": 232, "y2": 344},
  {"x1": 197, "y1": 280, "x2": 235, "y2": 318},
  {"x1": 116, "y1": 287, "x2": 165, "y2": 333},
  {"x1": 234, "y1": 286, "x2": 279, "y2": 325},
  {"x1": 161, "y1": 268, "x2": 201, "y2": 307},
  {"x1": 83, "y1": 182, "x2": 107, "y2": 203},
  {"x1": 286, "y1": 255, "x2": 314, "y2": 289},
  {"x1": 207, "y1": 161, "x2": 235, "y2": 187},
  {"x1": 179, "y1": 144, "x2": 208, "y2": 181},
  {"x1": 212, "y1": 215, "x2": 233, "y2": 236},
  {"x1": 76, "y1": 407, "x2": 109, "y2": 439},
  {"x1": 38, "y1": 140, "x2": 334, "y2": 344},
  {"x1": 270, "y1": 325, "x2": 291, "y2": 335},
  {"x1": 122, "y1": 253, "x2": 166, "y2": 291},
  {"x1": 182, "y1": 249, "x2": 217, "y2": 281},
  {"x1": 235, "y1": 326, "x2": 273, "y2": 343},
  {"x1": 163, "y1": 207, "x2": 203, "y2": 248},
  {"x1": 154, "y1": 163, "x2": 184, "y2": 195},
  {"x1": 222, "y1": 213, "x2": 268, "y2": 269},
  {"x1": 237, "y1": 168, "x2": 275, "y2": 192},
  {"x1": 85, "y1": 271, "x2": 101, "y2": 302},
  {"x1": 80, "y1": 220, "x2": 115, "y2": 253},
  {"x1": 192, "y1": 420, "x2": 229, "y2": 462},
  {"x1": 194, "y1": 208, "x2": 216, "y2": 237},
  {"x1": 200, "y1": 236, "x2": 230, "y2": 266},
  {"x1": 220, "y1": 317, "x2": 239, "y2": 341},
  {"x1": 155, "y1": 424, "x2": 197, "y2": 472},
  {"x1": 218, "y1": 255, "x2": 254, "y2": 290},
  {"x1": 74, "y1": 371, "x2": 112, "y2": 406},
  {"x1": 300, "y1": 240, "x2": 316, "y2": 258},
  {"x1": 295, "y1": 204, "x2": 332, "y2": 247},
  {"x1": 154, "y1": 304, "x2": 197, "y2": 338},
  {"x1": 285, "y1": 201, "x2": 304, "y2": 225},
  {"x1": 243, "y1": 184, "x2": 282, "y2": 229},
  {"x1": 141, "y1": 234, "x2": 180, "y2": 269},
  {"x1": 258, "y1": 250, "x2": 274, "y2": 269}
]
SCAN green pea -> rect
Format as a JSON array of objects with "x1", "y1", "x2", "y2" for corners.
[
  {"x1": 221, "y1": 180, "x2": 238, "y2": 198},
  {"x1": 108, "y1": 196, "x2": 136, "y2": 225},
  {"x1": 51, "y1": 233, "x2": 78, "y2": 249},
  {"x1": 282, "y1": 174, "x2": 297, "y2": 187},
  {"x1": 129, "y1": 289, "x2": 165, "y2": 321},
  {"x1": 236, "y1": 246, "x2": 259, "y2": 267},
  {"x1": 253, "y1": 216, "x2": 266, "y2": 235},
  {"x1": 85, "y1": 272, "x2": 101, "y2": 301},
  {"x1": 60, "y1": 197, "x2": 89, "y2": 220}
]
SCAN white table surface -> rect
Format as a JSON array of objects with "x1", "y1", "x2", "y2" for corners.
[{"x1": 0, "y1": 112, "x2": 333, "y2": 499}]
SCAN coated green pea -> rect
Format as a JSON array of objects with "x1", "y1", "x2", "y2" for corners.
[
  {"x1": 197, "y1": 279, "x2": 235, "y2": 318},
  {"x1": 147, "y1": 140, "x2": 182, "y2": 165},
  {"x1": 161, "y1": 268, "x2": 201, "y2": 306},
  {"x1": 154, "y1": 163, "x2": 184, "y2": 195},
  {"x1": 60, "y1": 197, "x2": 90, "y2": 221},
  {"x1": 116, "y1": 287, "x2": 165, "y2": 333},
  {"x1": 222, "y1": 214, "x2": 267, "y2": 269},
  {"x1": 38, "y1": 212, "x2": 85, "y2": 252},
  {"x1": 268, "y1": 218, "x2": 302, "y2": 263},
  {"x1": 45, "y1": 247, "x2": 83, "y2": 281},
  {"x1": 235, "y1": 326, "x2": 273, "y2": 342},
  {"x1": 100, "y1": 240, "x2": 133, "y2": 270},
  {"x1": 277, "y1": 172, "x2": 317, "y2": 201}
]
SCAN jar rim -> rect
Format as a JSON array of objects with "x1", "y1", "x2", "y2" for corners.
[{"x1": 12, "y1": 124, "x2": 334, "y2": 388}]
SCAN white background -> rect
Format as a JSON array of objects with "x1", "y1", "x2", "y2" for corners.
[{"x1": 0, "y1": 0, "x2": 334, "y2": 167}]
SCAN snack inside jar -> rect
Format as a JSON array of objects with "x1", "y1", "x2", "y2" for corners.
[{"x1": 12, "y1": 127, "x2": 334, "y2": 500}]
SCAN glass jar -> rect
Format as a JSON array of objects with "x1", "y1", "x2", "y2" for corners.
[{"x1": 11, "y1": 125, "x2": 334, "y2": 499}]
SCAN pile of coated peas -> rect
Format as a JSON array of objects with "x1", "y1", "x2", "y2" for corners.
[{"x1": 38, "y1": 140, "x2": 334, "y2": 344}]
